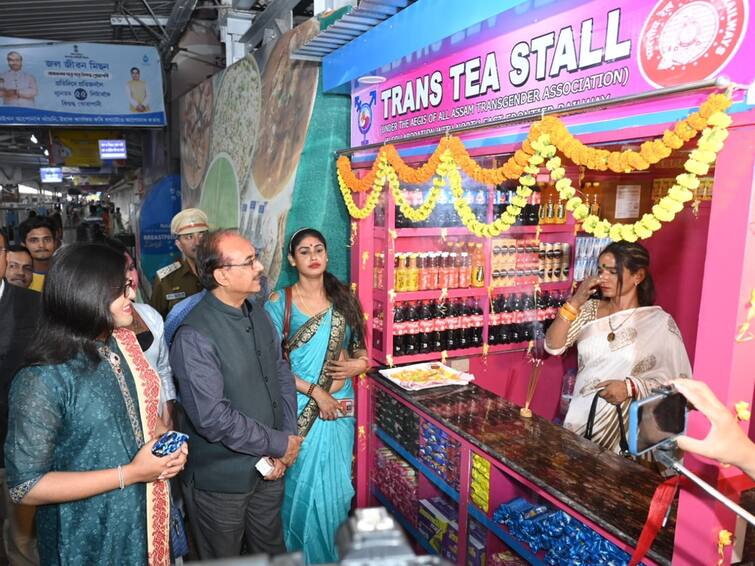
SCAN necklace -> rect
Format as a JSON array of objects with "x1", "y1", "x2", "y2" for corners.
[
  {"x1": 607, "y1": 305, "x2": 638, "y2": 342},
  {"x1": 295, "y1": 283, "x2": 328, "y2": 315}
]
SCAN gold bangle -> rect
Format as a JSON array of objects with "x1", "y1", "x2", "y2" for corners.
[
  {"x1": 558, "y1": 306, "x2": 577, "y2": 322},
  {"x1": 562, "y1": 301, "x2": 580, "y2": 315},
  {"x1": 557, "y1": 313, "x2": 574, "y2": 324}
]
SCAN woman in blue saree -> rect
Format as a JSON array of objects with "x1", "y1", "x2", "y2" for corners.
[
  {"x1": 5, "y1": 243, "x2": 188, "y2": 565},
  {"x1": 265, "y1": 228, "x2": 369, "y2": 564}
]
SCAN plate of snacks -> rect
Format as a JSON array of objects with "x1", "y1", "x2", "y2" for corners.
[{"x1": 379, "y1": 362, "x2": 474, "y2": 391}]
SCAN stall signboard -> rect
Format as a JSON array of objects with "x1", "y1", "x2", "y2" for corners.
[
  {"x1": 99, "y1": 139, "x2": 127, "y2": 160},
  {"x1": 0, "y1": 39, "x2": 165, "y2": 127},
  {"x1": 351, "y1": 0, "x2": 752, "y2": 145},
  {"x1": 137, "y1": 174, "x2": 181, "y2": 285},
  {"x1": 39, "y1": 167, "x2": 62, "y2": 183}
]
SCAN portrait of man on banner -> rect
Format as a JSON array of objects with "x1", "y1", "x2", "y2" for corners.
[
  {"x1": 127, "y1": 66, "x2": 150, "y2": 113},
  {"x1": 0, "y1": 50, "x2": 38, "y2": 107}
]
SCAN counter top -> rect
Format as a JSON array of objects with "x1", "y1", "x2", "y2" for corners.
[{"x1": 370, "y1": 373, "x2": 674, "y2": 565}]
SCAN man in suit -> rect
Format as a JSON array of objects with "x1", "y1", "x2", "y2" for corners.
[{"x1": 0, "y1": 229, "x2": 40, "y2": 565}]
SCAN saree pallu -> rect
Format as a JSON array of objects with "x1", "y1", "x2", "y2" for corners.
[
  {"x1": 264, "y1": 298, "x2": 355, "y2": 565},
  {"x1": 114, "y1": 328, "x2": 170, "y2": 566},
  {"x1": 557, "y1": 305, "x2": 692, "y2": 454}
]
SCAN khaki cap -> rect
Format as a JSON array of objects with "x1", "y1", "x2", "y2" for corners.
[{"x1": 171, "y1": 208, "x2": 209, "y2": 236}]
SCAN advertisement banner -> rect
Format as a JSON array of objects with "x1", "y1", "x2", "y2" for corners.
[
  {"x1": 0, "y1": 39, "x2": 166, "y2": 127},
  {"x1": 137, "y1": 174, "x2": 181, "y2": 285},
  {"x1": 351, "y1": 0, "x2": 752, "y2": 145},
  {"x1": 51, "y1": 129, "x2": 122, "y2": 166}
]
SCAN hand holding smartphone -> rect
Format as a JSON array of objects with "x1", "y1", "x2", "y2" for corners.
[
  {"x1": 151, "y1": 431, "x2": 189, "y2": 457},
  {"x1": 628, "y1": 388, "x2": 687, "y2": 456}
]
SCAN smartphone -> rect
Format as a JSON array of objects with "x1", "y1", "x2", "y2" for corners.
[
  {"x1": 338, "y1": 399, "x2": 355, "y2": 417},
  {"x1": 255, "y1": 457, "x2": 274, "y2": 477},
  {"x1": 628, "y1": 390, "x2": 687, "y2": 456},
  {"x1": 151, "y1": 431, "x2": 189, "y2": 457}
]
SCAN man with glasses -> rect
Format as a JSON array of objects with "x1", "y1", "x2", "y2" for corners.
[
  {"x1": 5, "y1": 245, "x2": 33, "y2": 289},
  {"x1": 150, "y1": 208, "x2": 209, "y2": 318},
  {"x1": 0, "y1": 230, "x2": 40, "y2": 565},
  {"x1": 19, "y1": 215, "x2": 57, "y2": 292},
  {"x1": 170, "y1": 229, "x2": 301, "y2": 560}
]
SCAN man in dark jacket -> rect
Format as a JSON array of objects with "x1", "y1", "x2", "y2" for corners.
[
  {"x1": 0, "y1": 229, "x2": 40, "y2": 564},
  {"x1": 170, "y1": 229, "x2": 301, "y2": 560}
]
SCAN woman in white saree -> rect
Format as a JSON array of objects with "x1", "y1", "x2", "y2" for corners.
[{"x1": 545, "y1": 242, "x2": 692, "y2": 453}]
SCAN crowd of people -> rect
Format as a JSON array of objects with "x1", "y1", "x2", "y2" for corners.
[
  {"x1": 0, "y1": 207, "x2": 369, "y2": 565},
  {"x1": 0, "y1": 206, "x2": 752, "y2": 566}
]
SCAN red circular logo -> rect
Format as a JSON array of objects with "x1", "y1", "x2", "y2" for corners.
[{"x1": 638, "y1": 0, "x2": 748, "y2": 87}]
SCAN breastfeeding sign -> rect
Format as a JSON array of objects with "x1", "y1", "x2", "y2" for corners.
[
  {"x1": 351, "y1": 0, "x2": 751, "y2": 145},
  {"x1": 0, "y1": 39, "x2": 165, "y2": 127}
]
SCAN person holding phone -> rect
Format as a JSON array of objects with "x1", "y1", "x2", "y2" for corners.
[
  {"x1": 5, "y1": 243, "x2": 187, "y2": 565},
  {"x1": 265, "y1": 228, "x2": 369, "y2": 564},
  {"x1": 671, "y1": 379, "x2": 755, "y2": 480},
  {"x1": 545, "y1": 241, "x2": 692, "y2": 454}
]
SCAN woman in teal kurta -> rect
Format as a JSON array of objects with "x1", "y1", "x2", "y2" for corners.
[
  {"x1": 265, "y1": 228, "x2": 369, "y2": 564},
  {"x1": 5, "y1": 243, "x2": 187, "y2": 565},
  {"x1": 8, "y1": 347, "x2": 149, "y2": 564}
]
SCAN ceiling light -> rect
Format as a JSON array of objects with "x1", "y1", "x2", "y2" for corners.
[
  {"x1": 30, "y1": 134, "x2": 38, "y2": 144},
  {"x1": 357, "y1": 75, "x2": 386, "y2": 85}
]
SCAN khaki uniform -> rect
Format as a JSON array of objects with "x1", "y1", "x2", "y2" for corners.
[{"x1": 149, "y1": 260, "x2": 203, "y2": 318}]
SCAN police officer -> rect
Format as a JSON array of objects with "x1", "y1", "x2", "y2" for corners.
[{"x1": 150, "y1": 208, "x2": 209, "y2": 318}]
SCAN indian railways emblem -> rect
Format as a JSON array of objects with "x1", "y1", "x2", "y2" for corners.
[
  {"x1": 354, "y1": 90, "x2": 377, "y2": 146},
  {"x1": 638, "y1": 0, "x2": 748, "y2": 87}
]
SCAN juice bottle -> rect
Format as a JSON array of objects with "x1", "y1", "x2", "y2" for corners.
[
  {"x1": 458, "y1": 252, "x2": 471, "y2": 288},
  {"x1": 448, "y1": 253, "x2": 459, "y2": 289},
  {"x1": 394, "y1": 253, "x2": 404, "y2": 291},
  {"x1": 471, "y1": 243, "x2": 485, "y2": 288},
  {"x1": 406, "y1": 253, "x2": 419, "y2": 292}
]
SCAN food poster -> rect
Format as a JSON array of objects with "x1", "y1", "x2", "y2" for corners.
[{"x1": 179, "y1": 20, "x2": 321, "y2": 286}]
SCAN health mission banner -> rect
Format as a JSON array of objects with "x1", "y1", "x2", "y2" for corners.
[
  {"x1": 351, "y1": 0, "x2": 751, "y2": 145},
  {"x1": 0, "y1": 40, "x2": 165, "y2": 126}
]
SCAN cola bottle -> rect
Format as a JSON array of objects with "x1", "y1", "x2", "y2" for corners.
[
  {"x1": 403, "y1": 301, "x2": 419, "y2": 356},
  {"x1": 392, "y1": 302, "x2": 405, "y2": 357},
  {"x1": 457, "y1": 298, "x2": 470, "y2": 350},
  {"x1": 430, "y1": 300, "x2": 443, "y2": 352},
  {"x1": 488, "y1": 296, "x2": 500, "y2": 346},
  {"x1": 418, "y1": 300, "x2": 434, "y2": 354},
  {"x1": 509, "y1": 293, "x2": 523, "y2": 344},
  {"x1": 468, "y1": 297, "x2": 482, "y2": 347},
  {"x1": 445, "y1": 299, "x2": 458, "y2": 351},
  {"x1": 521, "y1": 293, "x2": 536, "y2": 341}
]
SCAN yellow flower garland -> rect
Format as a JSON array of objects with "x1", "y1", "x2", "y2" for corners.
[
  {"x1": 335, "y1": 92, "x2": 733, "y2": 241},
  {"x1": 336, "y1": 92, "x2": 732, "y2": 194},
  {"x1": 543, "y1": 110, "x2": 730, "y2": 241}
]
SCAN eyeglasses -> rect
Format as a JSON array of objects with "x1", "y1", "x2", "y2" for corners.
[
  {"x1": 221, "y1": 258, "x2": 258, "y2": 270},
  {"x1": 115, "y1": 279, "x2": 136, "y2": 298}
]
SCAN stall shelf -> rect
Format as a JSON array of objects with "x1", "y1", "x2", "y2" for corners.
[
  {"x1": 367, "y1": 372, "x2": 673, "y2": 566},
  {"x1": 361, "y1": 181, "x2": 577, "y2": 367}
]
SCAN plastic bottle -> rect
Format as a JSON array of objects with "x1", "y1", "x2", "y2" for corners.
[
  {"x1": 406, "y1": 254, "x2": 419, "y2": 291},
  {"x1": 448, "y1": 253, "x2": 459, "y2": 289},
  {"x1": 471, "y1": 243, "x2": 485, "y2": 288},
  {"x1": 458, "y1": 252, "x2": 471, "y2": 288},
  {"x1": 394, "y1": 254, "x2": 404, "y2": 291}
]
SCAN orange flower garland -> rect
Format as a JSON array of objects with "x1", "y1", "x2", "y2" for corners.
[{"x1": 335, "y1": 92, "x2": 733, "y2": 241}]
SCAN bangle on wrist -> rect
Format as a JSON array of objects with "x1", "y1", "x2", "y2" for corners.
[
  {"x1": 558, "y1": 305, "x2": 577, "y2": 322},
  {"x1": 358, "y1": 356, "x2": 370, "y2": 371},
  {"x1": 307, "y1": 382, "x2": 317, "y2": 397},
  {"x1": 562, "y1": 301, "x2": 580, "y2": 315},
  {"x1": 117, "y1": 465, "x2": 125, "y2": 490}
]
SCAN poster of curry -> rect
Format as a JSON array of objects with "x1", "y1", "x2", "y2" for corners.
[{"x1": 179, "y1": 20, "x2": 319, "y2": 285}]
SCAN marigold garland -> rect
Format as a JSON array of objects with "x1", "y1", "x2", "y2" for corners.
[
  {"x1": 544, "y1": 108, "x2": 730, "y2": 241},
  {"x1": 335, "y1": 91, "x2": 733, "y2": 241}
]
